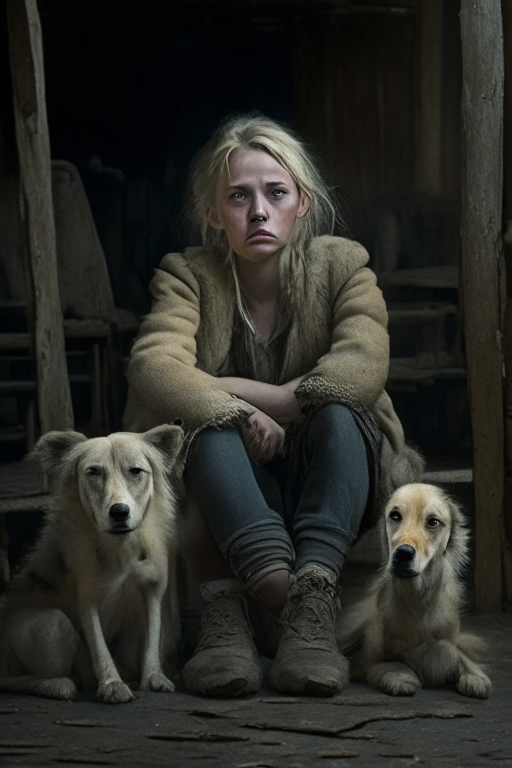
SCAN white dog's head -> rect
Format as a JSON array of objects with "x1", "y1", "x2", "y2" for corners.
[
  {"x1": 382, "y1": 483, "x2": 469, "y2": 579},
  {"x1": 34, "y1": 425, "x2": 183, "y2": 535}
]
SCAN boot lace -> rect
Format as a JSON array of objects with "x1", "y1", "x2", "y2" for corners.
[
  {"x1": 284, "y1": 571, "x2": 340, "y2": 644},
  {"x1": 195, "y1": 592, "x2": 253, "y2": 652}
]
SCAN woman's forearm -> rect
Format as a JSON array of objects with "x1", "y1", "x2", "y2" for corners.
[{"x1": 218, "y1": 376, "x2": 304, "y2": 424}]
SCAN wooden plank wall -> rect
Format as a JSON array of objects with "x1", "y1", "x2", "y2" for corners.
[
  {"x1": 415, "y1": 0, "x2": 443, "y2": 198},
  {"x1": 292, "y1": 10, "x2": 415, "y2": 244}
]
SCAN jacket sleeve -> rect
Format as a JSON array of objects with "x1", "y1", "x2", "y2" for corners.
[
  {"x1": 125, "y1": 254, "x2": 254, "y2": 432},
  {"x1": 295, "y1": 264, "x2": 389, "y2": 413}
]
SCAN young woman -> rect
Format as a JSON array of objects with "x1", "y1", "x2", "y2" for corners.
[{"x1": 123, "y1": 115, "x2": 423, "y2": 698}]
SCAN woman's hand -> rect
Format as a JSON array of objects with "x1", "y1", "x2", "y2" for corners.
[
  {"x1": 241, "y1": 409, "x2": 285, "y2": 465},
  {"x1": 219, "y1": 377, "x2": 303, "y2": 425}
]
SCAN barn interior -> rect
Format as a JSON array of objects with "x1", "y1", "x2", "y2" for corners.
[
  {"x1": 0, "y1": 0, "x2": 510, "y2": 616},
  {"x1": 0, "y1": 0, "x2": 468, "y2": 458},
  {"x1": 1, "y1": 3, "x2": 512, "y2": 765}
]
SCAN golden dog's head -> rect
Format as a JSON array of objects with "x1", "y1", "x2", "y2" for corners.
[
  {"x1": 382, "y1": 483, "x2": 468, "y2": 579},
  {"x1": 34, "y1": 425, "x2": 183, "y2": 535}
]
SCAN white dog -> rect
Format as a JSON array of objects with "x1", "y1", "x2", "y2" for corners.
[
  {"x1": 0, "y1": 425, "x2": 182, "y2": 704},
  {"x1": 338, "y1": 483, "x2": 491, "y2": 699}
]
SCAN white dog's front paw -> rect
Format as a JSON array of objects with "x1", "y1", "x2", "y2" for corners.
[
  {"x1": 457, "y1": 671, "x2": 492, "y2": 699},
  {"x1": 141, "y1": 672, "x2": 175, "y2": 693},
  {"x1": 36, "y1": 677, "x2": 77, "y2": 701},
  {"x1": 97, "y1": 679, "x2": 135, "y2": 704}
]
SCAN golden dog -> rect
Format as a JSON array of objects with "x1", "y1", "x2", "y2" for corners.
[
  {"x1": 338, "y1": 483, "x2": 491, "y2": 699},
  {"x1": 0, "y1": 425, "x2": 182, "y2": 703}
]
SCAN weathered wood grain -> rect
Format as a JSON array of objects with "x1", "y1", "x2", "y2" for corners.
[
  {"x1": 6, "y1": 0, "x2": 73, "y2": 434},
  {"x1": 460, "y1": 0, "x2": 505, "y2": 610},
  {"x1": 415, "y1": 0, "x2": 443, "y2": 197}
]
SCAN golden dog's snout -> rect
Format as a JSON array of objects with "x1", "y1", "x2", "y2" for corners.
[
  {"x1": 391, "y1": 544, "x2": 417, "y2": 577},
  {"x1": 393, "y1": 544, "x2": 415, "y2": 562}
]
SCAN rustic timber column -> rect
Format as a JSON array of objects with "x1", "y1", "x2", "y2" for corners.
[
  {"x1": 501, "y1": 0, "x2": 512, "y2": 606},
  {"x1": 6, "y1": 0, "x2": 73, "y2": 434},
  {"x1": 415, "y1": 0, "x2": 443, "y2": 197},
  {"x1": 460, "y1": 0, "x2": 505, "y2": 611}
]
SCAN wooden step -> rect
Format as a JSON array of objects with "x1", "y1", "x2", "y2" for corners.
[
  {"x1": 0, "y1": 374, "x2": 92, "y2": 394},
  {"x1": 387, "y1": 302, "x2": 458, "y2": 324},
  {"x1": 0, "y1": 320, "x2": 111, "y2": 350},
  {"x1": 379, "y1": 264, "x2": 458, "y2": 289},
  {"x1": 0, "y1": 426, "x2": 26, "y2": 443},
  {"x1": 388, "y1": 356, "x2": 466, "y2": 385}
]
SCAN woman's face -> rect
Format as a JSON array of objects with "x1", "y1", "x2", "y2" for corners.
[{"x1": 208, "y1": 147, "x2": 309, "y2": 265}]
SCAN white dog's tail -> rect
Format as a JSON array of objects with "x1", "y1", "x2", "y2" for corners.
[{"x1": 0, "y1": 675, "x2": 77, "y2": 700}]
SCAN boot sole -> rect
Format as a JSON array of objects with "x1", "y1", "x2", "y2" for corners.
[{"x1": 192, "y1": 675, "x2": 261, "y2": 698}]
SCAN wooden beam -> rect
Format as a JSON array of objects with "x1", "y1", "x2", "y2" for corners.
[
  {"x1": 0, "y1": 514, "x2": 9, "y2": 591},
  {"x1": 500, "y1": 0, "x2": 512, "y2": 607},
  {"x1": 415, "y1": 0, "x2": 443, "y2": 197},
  {"x1": 460, "y1": 0, "x2": 505, "y2": 611},
  {"x1": 6, "y1": 0, "x2": 73, "y2": 434}
]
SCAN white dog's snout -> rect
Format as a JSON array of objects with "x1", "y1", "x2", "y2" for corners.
[{"x1": 109, "y1": 503, "x2": 130, "y2": 523}]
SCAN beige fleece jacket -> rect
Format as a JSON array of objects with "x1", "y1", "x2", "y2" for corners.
[{"x1": 123, "y1": 235, "x2": 423, "y2": 491}]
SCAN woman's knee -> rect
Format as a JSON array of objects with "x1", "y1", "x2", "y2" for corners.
[
  {"x1": 309, "y1": 403, "x2": 356, "y2": 432},
  {"x1": 306, "y1": 404, "x2": 364, "y2": 451},
  {"x1": 190, "y1": 426, "x2": 242, "y2": 461}
]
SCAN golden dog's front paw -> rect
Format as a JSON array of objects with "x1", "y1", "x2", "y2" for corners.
[
  {"x1": 97, "y1": 679, "x2": 135, "y2": 704},
  {"x1": 141, "y1": 672, "x2": 175, "y2": 693},
  {"x1": 379, "y1": 671, "x2": 420, "y2": 696},
  {"x1": 368, "y1": 664, "x2": 422, "y2": 697},
  {"x1": 456, "y1": 671, "x2": 491, "y2": 699}
]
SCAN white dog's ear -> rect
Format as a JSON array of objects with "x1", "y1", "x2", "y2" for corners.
[
  {"x1": 32, "y1": 430, "x2": 88, "y2": 488},
  {"x1": 143, "y1": 424, "x2": 183, "y2": 464}
]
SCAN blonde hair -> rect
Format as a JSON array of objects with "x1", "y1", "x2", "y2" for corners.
[
  {"x1": 188, "y1": 114, "x2": 344, "y2": 251},
  {"x1": 187, "y1": 114, "x2": 346, "y2": 316}
]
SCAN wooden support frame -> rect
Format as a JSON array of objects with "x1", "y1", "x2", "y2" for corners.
[
  {"x1": 6, "y1": 0, "x2": 73, "y2": 434},
  {"x1": 460, "y1": 0, "x2": 505, "y2": 611},
  {"x1": 501, "y1": 0, "x2": 512, "y2": 607}
]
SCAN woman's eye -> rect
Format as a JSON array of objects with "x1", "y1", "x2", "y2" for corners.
[
  {"x1": 231, "y1": 192, "x2": 246, "y2": 201},
  {"x1": 272, "y1": 189, "x2": 285, "y2": 197}
]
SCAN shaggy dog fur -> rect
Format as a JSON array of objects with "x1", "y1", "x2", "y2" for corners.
[
  {"x1": 0, "y1": 425, "x2": 182, "y2": 704},
  {"x1": 337, "y1": 483, "x2": 491, "y2": 699}
]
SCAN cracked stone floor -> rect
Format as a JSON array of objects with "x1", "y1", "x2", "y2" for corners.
[{"x1": 0, "y1": 611, "x2": 511, "y2": 768}]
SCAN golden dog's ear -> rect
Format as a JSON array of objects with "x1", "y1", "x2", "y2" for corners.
[
  {"x1": 32, "y1": 430, "x2": 88, "y2": 489},
  {"x1": 142, "y1": 424, "x2": 183, "y2": 464},
  {"x1": 443, "y1": 494, "x2": 470, "y2": 574}
]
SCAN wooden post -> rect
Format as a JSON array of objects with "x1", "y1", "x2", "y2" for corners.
[
  {"x1": 501, "y1": 0, "x2": 512, "y2": 607},
  {"x1": 415, "y1": 0, "x2": 443, "y2": 197},
  {"x1": 0, "y1": 514, "x2": 9, "y2": 591},
  {"x1": 6, "y1": 0, "x2": 74, "y2": 434},
  {"x1": 460, "y1": 0, "x2": 505, "y2": 611}
]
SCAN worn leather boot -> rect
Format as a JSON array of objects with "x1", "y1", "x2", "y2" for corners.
[
  {"x1": 181, "y1": 579, "x2": 261, "y2": 697},
  {"x1": 269, "y1": 565, "x2": 349, "y2": 696}
]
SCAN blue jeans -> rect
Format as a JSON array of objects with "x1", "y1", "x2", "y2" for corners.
[{"x1": 184, "y1": 403, "x2": 370, "y2": 584}]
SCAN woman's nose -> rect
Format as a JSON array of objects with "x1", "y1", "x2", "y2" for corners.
[{"x1": 249, "y1": 194, "x2": 268, "y2": 222}]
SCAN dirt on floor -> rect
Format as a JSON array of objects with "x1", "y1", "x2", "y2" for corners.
[{"x1": 0, "y1": 611, "x2": 511, "y2": 768}]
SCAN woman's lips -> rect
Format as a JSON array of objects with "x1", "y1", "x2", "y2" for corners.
[{"x1": 247, "y1": 229, "x2": 275, "y2": 240}]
